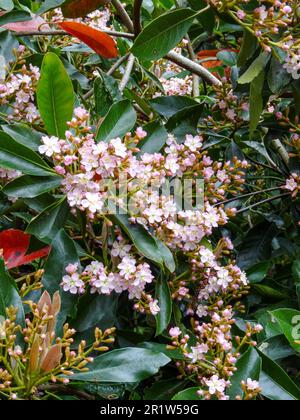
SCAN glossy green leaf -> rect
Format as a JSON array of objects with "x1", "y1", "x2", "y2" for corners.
[
  {"x1": 137, "y1": 121, "x2": 168, "y2": 156},
  {"x1": 172, "y1": 387, "x2": 202, "y2": 400},
  {"x1": 156, "y1": 277, "x2": 172, "y2": 335},
  {"x1": 249, "y1": 70, "x2": 264, "y2": 136},
  {"x1": 268, "y1": 58, "x2": 291, "y2": 94},
  {"x1": 0, "y1": 259, "x2": 24, "y2": 327},
  {"x1": 257, "y1": 350, "x2": 300, "y2": 400},
  {"x1": 238, "y1": 52, "x2": 270, "y2": 85},
  {"x1": 3, "y1": 175, "x2": 62, "y2": 198},
  {"x1": 246, "y1": 261, "x2": 270, "y2": 284},
  {"x1": 2, "y1": 123, "x2": 42, "y2": 151},
  {"x1": 96, "y1": 100, "x2": 136, "y2": 142},
  {"x1": 94, "y1": 71, "x2": 122, "y2": 118},
  {"x1": 271, "y1": 309, "x2": 300, "y2": 353},
  {"x1": 42, "y1": 229, "x2": 79, "y2": 332},
  {"x1": 237, "y1": 30, "x2": 257, "y2": 67},
  {"x1": 228, "y1": 347, "x2": 262, "y2": 399},
  {"x1": 69, "y1": 348, "x2": 170, "y2": 383},
  {"x1": 0, "y1": 10, "x2": 31, "y2": 26},
  {"x1": 26, "y1": 198, "x2": 70, "y2": 242},
  {"x1": 37, "y1": 52, "x2": 75, "y2": 138},
  {"x1": 150, "y1": 96, "x2": 198, "y2": 118},
  {"x1": 131, "y1": 8, "x2": 197, "y2": 61},
  {"x1": 0, "y1": 132, "x2": 55, "y2": 176},
  {"x1": 111, "y1": 211, "x2": 175, "y2": 272}
]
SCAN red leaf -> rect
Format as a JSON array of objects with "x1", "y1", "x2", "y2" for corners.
[
  {"x1": 58, "y1": 21, "x2": 118, "y2": 58},
  {"x1": 0, "y1": 229, "x2": 50, "y2": 269}
]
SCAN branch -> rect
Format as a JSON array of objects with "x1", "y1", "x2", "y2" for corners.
[
  {"x1": 214, "y1": 186, "x2": 283, "y2": 207},
  {"x1": 111, "y1": 0, "x2": 134, "y2": 33},
  {"x1": 186, "y1": 34, "x2": 200, "y2": 98},
  {"x1": 166, "y1": 51, "x2": 222, "y2": 87},
  {"x1": 39, "y1": 384, "x2": 95, "y2": 400},
  {"x1": 119, "y1": 54, "x2": 135, "y2": 92},
  {"x1": 235, "y1": 192, "x2": 290, "y2": 214},
  {"x1": 15, "y1": 29, "x2": 135, "y2": 39},
  {"x1": 133, "y1": 0, "x2": 143, "y2": 36}
]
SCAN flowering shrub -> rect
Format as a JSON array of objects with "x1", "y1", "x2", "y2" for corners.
[{"x1": 0, "y1": 0, "x2": 299, "y2": 402}]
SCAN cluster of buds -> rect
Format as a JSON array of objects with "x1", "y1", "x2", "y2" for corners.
[
  {"x1": 209, "y1": 0, "x2": 299, "y2": 66},
  {"x1": 0, "y1": 291, "x2": 115, "y2": 399},
  {"x1": 205, "y1": 79, "x2": 250, "y2": 129},
  {"x1": 168, "y1": 320, "x2": 263, "y2": 400}
]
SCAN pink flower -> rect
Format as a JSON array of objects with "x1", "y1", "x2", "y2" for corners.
[{"x1": 169, "y1": 327, "x2": 182, "y2": 338}]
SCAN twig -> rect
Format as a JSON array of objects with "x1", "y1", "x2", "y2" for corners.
[
  {"x1": 107, "y1": 52, "x2": 131, "y2": 76},
  {"x1": 235, "y1": 192, "x2": 290, "y2": 214},
  {"x1": 166, "y1": 51, "x2": 222, "y2": 87},
  {"x1": 186, "y1": 35, "x2": 200, "y2": 98},
  {"x1": 133, "y1": 0, "x2": 143, "y2": 36},
  {"x1": 119, "y1": 54, "x2": 135, "y2": 92},
  {"x1": 214, "y1": 186, "x2": 283, "y2": 207},
  {"x1": 83, "y1": 53, "x2": 130, "y2": 101},
  {"x1": 111, "y1": 0, "x2": 134, "y2": 33},
  {"x1": 271, "y1": 138, "x2": 290, "y2": 167},
  {"x1": 15, "y1": 29, "x2": 135, "y2": 39}
]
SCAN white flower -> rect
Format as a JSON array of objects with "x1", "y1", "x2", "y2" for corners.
[
  {"x1": 187, "y1": 344, "x2": 209, "y2": 363},
  {"x1": 184, "y1": 134, "x2": 203, "y2": 152},
  {"x1": 39, "y1": 136, "x2": 61, "y2": 157},
  {"x1": 205, "y1": 375, "x2": 226, "y2": 395},
  {"x1": 110, "y1": 138, "x2": 127, "y2": 158},
  {"x1": 118, "y1": 256, "x2": 137, "y2": 279},
  {"x1": 143, "y1": 205, "x2": 163, "y2": 224},
  {"x1": 61, "y1": 273, "x2": 85, "y2": 295},
  {"x1": 149, "y1": 299, "x2": 160, "y2": 315},
  {"x1": 196, "y1": 304, "x2": 208, "y2": 318},
  {"x1": 111, "y1": 241, "x2": 132, "y2": 258},
  {"x1": 81, "y1": 192, "x2": 104, "y2": 213}
]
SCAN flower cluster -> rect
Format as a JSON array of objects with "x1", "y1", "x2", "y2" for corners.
[
  {"x1": 168, "y1": 317, "x2": 263, "y2": 400},
  {"x1": 61, "y1": 235, "x2": 159, "y2": 315},
  {"x1": 283, "y1": 173, "x2": 300, "y2": 197},
  {"x1": 209, "y1": 0, "x2": 299, "y2": 75},
  {"x1": 0, "y1": 292, "x2": 115, "y2": 399},
  {"x1": 0, "y1": 61, "x2": 40, "y2": 124}
]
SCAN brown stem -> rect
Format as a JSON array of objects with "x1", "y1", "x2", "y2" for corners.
[
  {"x1": 236, "y1": 192, "x2": 290, "y2": 214},
  {"x1": 15, "y1": 29, "x2": 135, "y2": 39},
  {"x1": 133, "y1": 0, "x2": 143, "y2": 36},
  {"x1": 111, "y1": 0, "x2": 134, "y2": 33}
]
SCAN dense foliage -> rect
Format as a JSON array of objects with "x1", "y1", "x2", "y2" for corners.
[{"x1": 0, "y1": 0, "x2": 299, "y2": 401}]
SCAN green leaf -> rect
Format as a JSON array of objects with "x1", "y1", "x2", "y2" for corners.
[
  {"x1": 0, "y1": 259, "x2": 24, "y2": 327},
  {"x1": 172, "y1": 387, "x2": 202, "y2": 400},
  {"x1": 137, "y1": 122, "x2": 168, "y2": 156},
  {"x1": 96, "y1": 100, "x2": 137, "y2": 142},
  {"x1": 271, "y1": 309, "x2": 300, "y2": 353},
  {"x1": 257, "y1": 349, "x2": 300, "y2": 400},
  {"x1": 73, "y1": 293, "x2": 118, "y2": 333},
  {"x1": 69, "y1": 348, "x2": 170, "y2": 383},
  {"x1": 42, "y1": 229, "x2": 79, "y2": 332},
  {"x1": 249, "y1": 70, "x2": 264, "y2": 136},
  {"x1": 268, "y1": 58, "x2": 291, "y2": 94},
  {"x1": 237, "y1": 30, "x2": 257, "y2": 67},
  {"x1": 2, "y1": 123, "x2": 43, "y2": 151},
  {"x1": 166, "y1": 104, "x2": 203, "y2": 143},
  {"x1": 0, "y1": 10, "x2": 31, "y2": 26},
  {"x1": 292, "y1": 258, "x2": 300, "y2": 283},
  {"x1": 38, "y1": 0, "x2": 65, "y2": 14},
  {"x1": 131, "y1": 8, "x2": 197, "y2": 61},
  {"x1": 238, "y1": 52, "x2": 270, "y2": 84},
  {"x1": 156, "y1": 277, "x2": 172, "y2": 335},
  {"x1": 0, "y1": 30, "x2": 18, "y2": 66},
  {"x1": 3, "y1": 175, "x2": 62, "y2": 198},
  {"x1": 150, "y1": 96, "x2": 198, "y2": 118},
  {"x1": 228, "y1": 347, "x2": 262, "y2": 399},
  {"x1": 145, "y1": 378, "x2": 186, "y2": 400},
  {"x1": 0, "y1": 132, "x2": 55, "y2": 176},
  {"x1": 237, "y1": 223, "x2": 278, "y2": 270},
  {"x1": 37, "y1": 52, "x2": 75, "y2": 138},
  {"x1": 94, "y1": 71, "x2": 122, "y2": 118},
  {"x1": 258, "y1": 336, "x2": 295, "y2": 361},
  {"x1": 111, "y1": 211, "x2": 175, "y2": 272},
  {"x1": 246, "y1": 261, "x2": 270, "y2": 284},
  {"x1": 253, "y1": 284, "x2": 288, "y2": 300},
  {"x1": 26, "y1": 198, "x2": 69, "y2": 242},
  {"x1": 1, "y1": 0, "x2": 14, "y2": 11}
]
